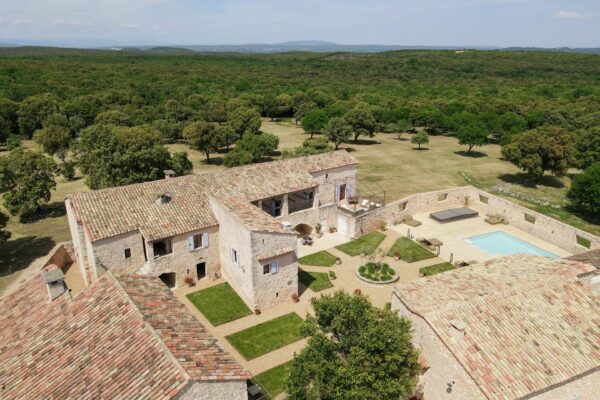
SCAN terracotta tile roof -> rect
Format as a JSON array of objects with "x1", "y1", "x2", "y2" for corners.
[
  {"x1": 68, "y1": 151, "x2": 356, "y2": 242},
  {"x1": 395, "y1": 254, "x2": 595, "y2": 316},
  {"x1": 257, "y1": 246, "x2": 296, "y2": 261},
  {"x1": 394, "y1": 255, "x2": 600, "y2": 400},
  {"x1": 117, "y1": 274, "x2": 251, "y2": 382},
  {"x1": 566, "y1": 249, "x2": 600, "y2": 268},
  {"x1": 0, "y1": 272, "x2": 248, "y2": 400},
  {"x1": 215, "y1": 197, "x2": 295, "y2": 235}
]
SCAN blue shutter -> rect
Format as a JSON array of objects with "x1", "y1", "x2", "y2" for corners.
[
  {"x1": 202, "y1": 232, "x2": 209, "y2": 247},
  {"x1": 188, "y1": 235, "x2": 194, "y2": 251},
  {"x1": 271, "y1": 260, "x2": 280, "y2": 273},
  {"x1": 335, "y1": 186, "x2": 341, "y2": 203},
  {"x1": 346, "y1": 183, "x2": 351, "y2": 198}
]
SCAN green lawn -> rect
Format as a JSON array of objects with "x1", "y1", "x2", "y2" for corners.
[
  {"x1": 299, "y1": 270, "x2": 333, "y2": 292},
  {"x1": 387, "y1": 237, "x2": 436, "y2": 263},
  {"x1": 335, "y1": 231, "x2": 386, "y2": 256},
  {"x1": 186, "y1": 282, "x2": 252, "y2": 326},
  {"x1": 226, "y1": 313, "x2": 306, "y2": 360},
  {"x1": 420, "y1": 262, "x2": 457, "y2": 276},
  {"x1": 252, "y1": 361, "x2": 293, "y2": 399},
  {"x1": 297, "y1": 250, "x2": 338, "y2": 267}
]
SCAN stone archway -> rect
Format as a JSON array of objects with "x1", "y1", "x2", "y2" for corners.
[{"x1": 158, "y1": 272, "x2": 177, "y2": 289}]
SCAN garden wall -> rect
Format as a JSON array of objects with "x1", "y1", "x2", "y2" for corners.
[{"x1": 352, "y1": 186, "x2": 599, "y2": 255}]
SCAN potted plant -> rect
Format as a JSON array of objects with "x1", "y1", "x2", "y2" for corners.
[
  {"x1": 291, "y1": 292, "x2": 299, "y2": 303},
  {"x1": 254, "y1": 308, "x2": 261, "y2": 315},
  {"x1": 329, "y1": 226, "x2": 337, "y2": 233},
  {"x1": 315, "y1": 223, "x2": 323, "y2": 238},
  {"x1": 393, "y1": 251, "x2": 401, "y2": 261},
  {"x1": 379, "y1": 220, "x2": 387, "y2": 231},
  {"x1": 335, "y1": 257, "x2": 342, "y2": 265},
  {"x1": 184, "y1": 275, "x2": 195, "y2": 287},
  {"x1": 329, "y1": 271, "x2": 337, "y2": 280}
]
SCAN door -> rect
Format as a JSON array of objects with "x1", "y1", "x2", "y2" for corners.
[
  {"x1": 337, "y1": 214, "x2": 348, "y2": 236},
  {"x1": 196, "y1": 262, "x2": 206, "y2": 280},
  {"x1": 339, "y1": 184, "x2": 347, "y2": 201}
]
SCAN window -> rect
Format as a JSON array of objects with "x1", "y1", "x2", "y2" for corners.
[
  {"x1": 124, "y1": 248, "x2": 131, "y2": 259},
  {"x1": 303, "y1": 191, "x2": 314, "y2": 201},
  {"x1": 231, "y1": 248, "x2": 239, "y2": 266},
  {"x1": 263, "y1": 260, "x2": 280, "y2": 274},
  {"x1": 263, "y1": 264, "x2": 271, "y2": 274},
  {"x1": 437, "y1": 193, "x2": 448, "y2": 201},
  {"x1": 524, "y1": 213, "x2": 536, "y2": 224},
  {"x1": 398, "y1": 201, "x2": 407, "y2": 211},
  {"x1": 479, "y1": 194, "x2": 489, "y2": 204},
  {"x1": 189, "y1": 232, "x2": 209, "y2": 250},
  {"x1": 153, "y1": 239, "x2": 173, "y2": 257}
]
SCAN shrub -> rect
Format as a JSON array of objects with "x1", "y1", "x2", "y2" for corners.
[
  {"x1": 184, "y1": 275, "x2": 195, "y2": 286},
  {"x1": 62, "y1": 161, "x2": 75, "y2": 180}
]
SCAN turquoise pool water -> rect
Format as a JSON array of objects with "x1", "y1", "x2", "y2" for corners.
[{"x1": 465, "y1": 231, "x2": 559, "y2": 259}]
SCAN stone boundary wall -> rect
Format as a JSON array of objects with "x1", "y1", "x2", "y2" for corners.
[{"x1": 353, "y1": 186, "x2": 599, "y2": 254}]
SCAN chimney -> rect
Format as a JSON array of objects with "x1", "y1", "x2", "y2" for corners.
[
  {"x1": 43, "y1": 268, "x2": 68, "y2": 301},
  {"x1": 163, "y1": 169, "x2": 176, "y2": 179}
]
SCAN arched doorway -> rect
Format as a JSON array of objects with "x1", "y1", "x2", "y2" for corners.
[{"x1": 159, "y1": 272, "x2": 177, "y2": 289}]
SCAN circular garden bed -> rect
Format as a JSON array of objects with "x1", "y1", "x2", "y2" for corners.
[{"x1": 356, "y1": 262, "x2": 399, "y2": 284}]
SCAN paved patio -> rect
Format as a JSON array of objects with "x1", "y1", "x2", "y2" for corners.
[
  {"x1": 173, "y1": 228, "x2": 443, "y2": 377},
  {"x1": 390, "y1": 212, "x2": 571, "y2": 264}
]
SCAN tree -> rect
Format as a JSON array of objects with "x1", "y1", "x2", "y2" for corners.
[
  {"x1": 344, "y1": 105, "x2": 377, "y2": 142},
  {"x1": 457, "y1": 122, "x2": 488, "y2": 153},
  {"x1": 227, "y1": 106, "x2": 261, "y2": 137},
  {"x1": 152, "y1": 119, "x2": 182, "y2": 142},
  {"x1": 94, "y1": 110, "x2": 132, "y2": 126},
  {"x1": 0, "y1": 149, "x2": 57, "y2": 217},
  {"x1": 498, "y1": 112, "x2": 527, "y2": 142},
  {"x1": 574, "y1": 127, "x2": 600, "y2": 170},
  {"x1": 302, "y1": 110, "x2": 328, "y2": 139},
  {"x1": 182, "y1": 121, "x2": 223, "y2": 163},
  {"x1": 17, "y1": 93, "x2": 62, "y2": 137},
  {"x1": 0, "y1": 98, "x2": 18, "y2": 143},
  {"x1": 76, "y1": 124, "x2": 175, "y2": 189},
  {"x1": 324, "y1": 117, "x2": 352, "y2": 150},
  {"x1": 502, "y1": 126, "x2": 575, "y2": 182},
  {"x1": 34, "y1": 125, "x2": 71, "y2": 160},
  {"x1": 0, "y1": 210, "x2": 9, "y2": 242},
  {"x1": 219, "y1": 124, "x2": 238, "y2": 150},
  {"x1": 293, "y1": 101, "x2": 317, "y2": 125},
  {"x1": 170, "y1": 152, "x2": 193, "y2": 176},
  {"x1": 223, "y1": 132, "x2": 279, "y2": 167},
  {"x1": 263, "y1": 93, "x2": 292, "y2": 121},
  {"x1": 0, "y1": 115, "x2": 10, "y2": 144},
  {"x1": 206, "y1": 99, "x2": 228, "y2": 123},
  {"x1": 411, "y1": 131, "x2": 429, "y2": 149},
  {"x1": 282, "y1": 137, "x2": 332, "y2": 158},
  {"x1": 568, "y1": 163, "x2": 600, "y2": 216},
  {"x1": 286, "y1": 291, "x2": 420, "y2": 400}
]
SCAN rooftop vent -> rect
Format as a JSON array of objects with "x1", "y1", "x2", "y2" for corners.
[
  {"x1": 450, "y1": 319, "x2": 467, "y2": 332},
  {"x1": 281, "y1": 221, "x2": 292, "y2": 229},
  {"x1": 156, "y1": 193, "x2": 172, "y2": 206},
  {"x1": 43, "y1": 268, "x2": 67, "y2": 301},
  {"x1": 163, "y1": 169, "x2": 175, "y2": 179}
]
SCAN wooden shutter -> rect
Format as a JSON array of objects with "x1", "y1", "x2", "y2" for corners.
[
  {"x1": 271, "y1": 260, "x2": 280, "y2": 273},
  {"x1": 335, "y1": 186, "x2": 340, "y2": 203},
  {"x1": 202, "y1": 232, "x2": 209, "y2": 247},
  {"x1": 188, "y1": 235, "x2": 194, "y2": 251}
]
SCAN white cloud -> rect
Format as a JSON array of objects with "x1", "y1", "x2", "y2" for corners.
[
  {"x1": 555, "y1": 10, "x2": 581, "y2": 18},
  {"x1": 120, "y1": 23, "x2": 140, "y2": 29},
  {"x1": 52, "y1": 18, "x2": 94, "y2": 26}
]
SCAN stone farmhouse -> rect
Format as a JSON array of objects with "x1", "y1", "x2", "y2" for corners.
[
  {"x1": 0, "y1": 245, "x2": 251, "y2": 400},
  {"x1": 392, "y1": 253, "x2": 600, "y2": 400},
  {"x1": 65, "y1": 151, "x2": 358, "y2": 311}
]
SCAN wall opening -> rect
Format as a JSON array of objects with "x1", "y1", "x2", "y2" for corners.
[{"x1": 159, "y1": 272, "x2": 176, "y2": 289}]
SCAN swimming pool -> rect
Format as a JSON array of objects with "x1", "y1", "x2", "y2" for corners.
[{"x1": 465, "y1": 231, "x2": 559, "y2": 259}]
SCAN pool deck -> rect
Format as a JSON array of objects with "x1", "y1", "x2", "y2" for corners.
[{"x1": 389, "y1": 212, "x2": 571, "y2": 263}]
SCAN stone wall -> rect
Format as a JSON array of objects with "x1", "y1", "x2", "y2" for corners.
[
  {"x1": 251, "y1": 231, "x2": 298, "y2": 310},
  {"x1": 210, "y1": 199, "x2": 256, "y2": 309},
  {"x1": 391, "y1": 292, "x2": 486, "y2": 400},
  {"x1": 352, "y1": 186, "x2": 599, "y2": 254},
  {"x1": 142, "y1": 226, "x2": 220, "y2": 288},
  {"x1": 175, "y1": 380, "x2": 248, "y2": 400},
  {"x1": 310, "y1": 164, "x2": 358, "y2": 207}
]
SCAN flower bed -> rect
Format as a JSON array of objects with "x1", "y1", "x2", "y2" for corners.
[{"x1": 356, "y1": 262, "x2": 398, "y2": 284}]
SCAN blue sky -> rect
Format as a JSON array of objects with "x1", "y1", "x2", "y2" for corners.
[{"x1": 0, "y1": 0, "x2": 599, "y2": 47}]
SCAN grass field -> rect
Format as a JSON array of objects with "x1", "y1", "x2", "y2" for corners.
[
  {"x1": 297, "y1": 250, "x2": 338, "y2": 267},
  {"x1": 252, "y1": 361, "x2": 293, "y2": 399},
  {"x1": 1, "y1": 119, "x2": 598, "y2": 296},
  {"x1": 387, "y1": 238, "x2": 436, "y2": 263},
  {"x1": 420, "y1": 262, "x2": 457, "y2": 276},
  {"x1": 299, "y1": 270, "x2": 333, "y2": 292},
  {"x1": 186, "y1": 282, "x2": 252, "y2": 326},
  {"x1": 335, "y1": 231, "x2": 386, "y2": 256},
  {"x1": 226, "y1": 313, "x2": 306, "y2": 360}
]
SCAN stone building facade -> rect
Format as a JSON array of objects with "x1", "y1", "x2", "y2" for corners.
[{"x1": 65, "y1": 151, "x2": 358, "y2": 309}]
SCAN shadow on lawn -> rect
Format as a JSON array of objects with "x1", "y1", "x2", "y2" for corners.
[
  {"x1": 0, "y1": 236, "x2": 56, "y2": 277},
  {"x1": 20, "y1": 201, "x2": 66, "y2": 223},
  {"x1": 455, "y1": 150, "x2": 487, "y2": 158},
  {"x1": 498, "y1": 173, "x2": 565, "y2": 189}
]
